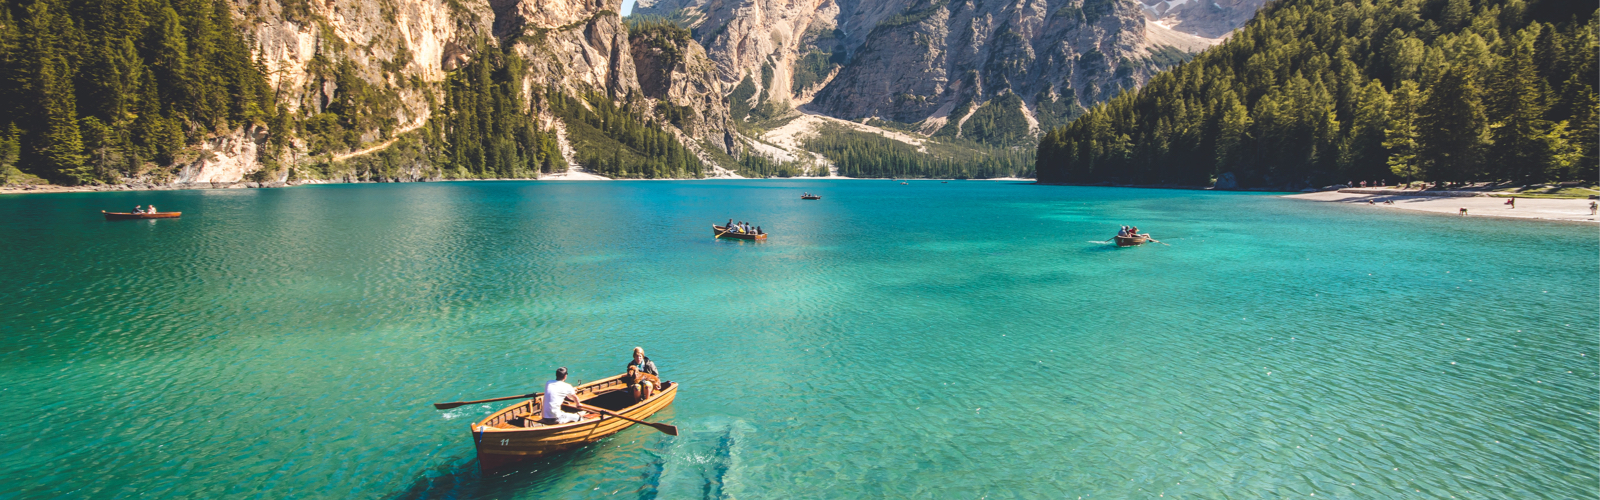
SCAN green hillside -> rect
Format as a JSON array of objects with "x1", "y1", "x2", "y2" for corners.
[
  {"x1": 1036, "y1": 0, "x2": 1597, "y2": 188},
  {"x1": 0, "y1": 0, "x2": 281, "y2": 184}
]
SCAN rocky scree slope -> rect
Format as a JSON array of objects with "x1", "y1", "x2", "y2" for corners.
[{"x1": 637, "y1": 0, "x2": 1240, "y2": 151}]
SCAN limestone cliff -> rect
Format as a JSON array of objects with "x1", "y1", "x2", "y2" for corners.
[
  {"x1": 144, "y1": 0, "x2": 1261, "y2": 184},
  {"x1": 637, "y1": 0, "x2": 1258, "y2": 148},
  {"x1": 1138, "y1": 0, "x2": 1266, "y2": 39},
  {"x1": 811, "y1": 0, "x2": 1197, "y2": 137},
  {"x1": 168, "y1": 0, "x2": 732, "y2": 183}
]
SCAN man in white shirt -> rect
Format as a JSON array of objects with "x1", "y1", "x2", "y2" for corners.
[{"x1": 541, "y1": 367, "x2": 587, "y2": 424}]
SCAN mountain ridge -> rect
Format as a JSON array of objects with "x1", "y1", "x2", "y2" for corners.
[{"x1": 0, "y1": 0, "x2": 1270, "y2": 187}]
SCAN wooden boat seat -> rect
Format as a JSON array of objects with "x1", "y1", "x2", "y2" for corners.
[{"x1": 508, "y1": 410, "x2": 604, "y2": 428}]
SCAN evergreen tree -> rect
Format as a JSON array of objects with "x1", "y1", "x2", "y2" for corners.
[
  {"x1": 1415, "y1": 67, "x2": 1488, "y2": 182},
  {"x1": 1035, "y1": 0, "x2": 1597, "y2": 187},
  {"x1": 1485, "y1": 28, "x2": 1558, "y2": 182},
  {"x1": 23, "y1": 0, "x2": 87, "y2": 181},
  {"x1": 1342, "y1": 79, "x2": 1391, "y2": 181},
  {"x1": 0, "y1": 0, "x2": 279, "y2": 184}
]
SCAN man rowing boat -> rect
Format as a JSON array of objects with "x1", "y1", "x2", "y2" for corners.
[{"x1": 540, "y1": 367, "x2": 587, "y2": 424}]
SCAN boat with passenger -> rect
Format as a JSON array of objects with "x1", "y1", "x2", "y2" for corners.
[
  {"x1": 470, "y1": 373, "x2": 678, "y2": 473},
  {"x1": 103, "y1": 210, "x2": 181, "y2": 220},
  {"x1": 801, "y1": 194, "x2": 821, "y2": 200},
  {"x1": 1113, "y1": 225, "x2": 1156, "y2": 247},
  {"x1": 713, "y1": 224, "x2": 767, "y2": 240},
  {"x1": 1113, "y1": 235, "x2": 1148, "y2": 247}
]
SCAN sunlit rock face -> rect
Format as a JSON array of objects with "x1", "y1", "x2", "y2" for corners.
[{"x1": 1138, "y1": 0, "x2": 1267, "y2": 39}]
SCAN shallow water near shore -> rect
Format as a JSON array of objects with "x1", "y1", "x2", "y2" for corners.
[{"x1": 1, "y1": 180, "x2": 1596, "y2": 498}]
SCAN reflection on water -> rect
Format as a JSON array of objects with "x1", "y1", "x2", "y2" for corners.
[{"x1": 0, "y1": 180, "x2": 1595, "y2": 498}]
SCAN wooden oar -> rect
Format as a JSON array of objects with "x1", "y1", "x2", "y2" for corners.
[
  {"x1": 433, "y1": 392, "x2": 540, "y2": 410},
  {"x1": 570, "y1": 402, "x2": 679, "y2": 436},
  {"x1": 714, "y1": 225, "x2": 731, "y2": 238}
]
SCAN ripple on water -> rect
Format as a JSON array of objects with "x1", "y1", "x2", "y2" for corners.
[{"x1": 0, "y1": 181, "x2": 1594, "y2": 498}]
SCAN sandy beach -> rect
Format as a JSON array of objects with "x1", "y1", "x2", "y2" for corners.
[{"x1": 1286, "y1": 191, "x2": 1599, "y2": 223}]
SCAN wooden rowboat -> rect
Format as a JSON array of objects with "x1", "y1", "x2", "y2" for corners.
[
  {"x1": 103, "y1": 211, "x2": 181, "y2": 220},
  {"x1": 713, "y1": 225, "x2": 767, "y2": 240},
  {"x1": 1114, "y1": 235, "x2": 1148, "y2": 247},
  {"x1": 471, "y1": 373, "x2": 678, "y2": 473},
  {"x1": 801, "y1": 195, "x2": 821, "y2": 200}
]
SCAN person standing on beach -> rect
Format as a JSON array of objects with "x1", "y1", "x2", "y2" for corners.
[
  {"x1": 1590, "y1": 201, "x2": 1597, "y2": 215},
  {"x1": 1506, "y1": 197, "x2": 1515, "y2": 209}
]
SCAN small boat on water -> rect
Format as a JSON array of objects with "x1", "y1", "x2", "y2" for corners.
[
  {"x1": 801, "y1": 194, "x2": 821, "y2": 200},
  {"x1": 713, "y1": 225, "x2": 767, "y2": 240},
  {"x1": 471, "y1": 373, "x2": 678, "y2": 473},
  {"x1": 1114, "y1": 235, "x2": 1149, "y2": 247},
  {"x1": 103, "y1": 211, "x2": 181, "y2": 220}
]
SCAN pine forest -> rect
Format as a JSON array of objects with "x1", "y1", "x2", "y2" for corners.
[
  {"x1": 1036, "y1": 0, "x2": 1598, "y2": 188},
  {"x1": 0, "y1": 0, "x2": 280, "y2": 184}
]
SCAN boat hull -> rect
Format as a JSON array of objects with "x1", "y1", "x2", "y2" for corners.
[
  {"x1": 103, "y1": 211, "x2": 181, "y2": 220},
  {"x1": 800, "y1": 196, "x2": 821, "y2": 200},
  {"x1": 1114, "y1": 235, "x2": 1147, "y2": 247},
  {"x1": 713, "y1": 225, "x2": 767, "y2": 240},
  {"x1": 471, "y1": 374, "x2": 678, "y2": 473}
]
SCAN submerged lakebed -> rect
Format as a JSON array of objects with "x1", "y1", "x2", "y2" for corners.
[{"x1": 0, "y1": 180, "x2": 1595, "y2": 498}]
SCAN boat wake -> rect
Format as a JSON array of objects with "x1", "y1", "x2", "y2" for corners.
[
  {"x1": 651, "y1": 416, "x2": 754, "y2": 499},
  {"x1": 439, "y1": 406, "x2": 489, "y2": 420}
]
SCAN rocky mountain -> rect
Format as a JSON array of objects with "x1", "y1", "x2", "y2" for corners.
[
  {"x1": 633, "y1": 0, "x2": 1251, "y2": 152},
  {"x1": 1, "y1": 0, "x2": 1266, "y2": 187},
  {"x1": 1137, "y1": 0, "x2": 1268, "y2": 39}
]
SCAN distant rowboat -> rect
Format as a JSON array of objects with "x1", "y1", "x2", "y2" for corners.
[
  {"x1": 713, "y1": 225, "x2": 766, "y2": 240},
  {"x1": 471, "y1": 373, "x2": 678, "y2": 473},
  {"x1": 1113, "y1": 235, "x2": 1148, "y2": 247},
  {"x1": 103, "y1": 211, "x2": 181, "y2": 220},
  {"x1": 801, "y1": 195, "x2": 821, "y2": 200}
]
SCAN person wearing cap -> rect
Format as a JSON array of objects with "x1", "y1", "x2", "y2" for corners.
[
  {"x1": 540, "y1": 367, "x2": 586, "y2": 424},
  {"x1": 625, "y1": 347, "x2": 660, "y2": 401}
]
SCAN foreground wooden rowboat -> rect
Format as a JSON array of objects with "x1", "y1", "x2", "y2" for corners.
[
  {"x1": 103, "y1": 211, "x2": 181, "y2": 220},
  {"x1": 1114, "y1": 235, "x2": 1148, "y2": 247},
  {"x1": 471, "y1": 373, "x2": 678, "y2": 473},
  {"x1": 713, "y1": 225, "x2": 767, "y2": 240}
]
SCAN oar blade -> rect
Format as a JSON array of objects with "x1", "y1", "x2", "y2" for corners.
[
  {"x1": 433, "y1": 402, "x2": 464, "y2": 410},
  {"x1": 651, "y1": 423, "x2": 680, "y2": 436}
]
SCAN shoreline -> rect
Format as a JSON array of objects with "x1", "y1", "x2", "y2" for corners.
[
  {"x1": 12, "y1": 178, "x2": 1594, "y2": 226},
  {"x1": 0, "y1": 175, "x2": 1046, "y2": 195},
  {"x1": 1285, "y1": 191, "x2": 1599, "y2": 224}
]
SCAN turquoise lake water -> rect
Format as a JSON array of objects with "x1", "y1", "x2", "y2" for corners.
[{"x1": 0, "y1": 180, "x2": 1595, "y2": 499}]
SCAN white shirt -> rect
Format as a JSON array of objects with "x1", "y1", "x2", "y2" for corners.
[{"x1": 542, "y1": 380, "x2": 577, "y2": 419}]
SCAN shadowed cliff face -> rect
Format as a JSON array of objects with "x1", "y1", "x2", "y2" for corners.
[{"x1": 630, "y1": 24, "x2": 734, "y2": 142}]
